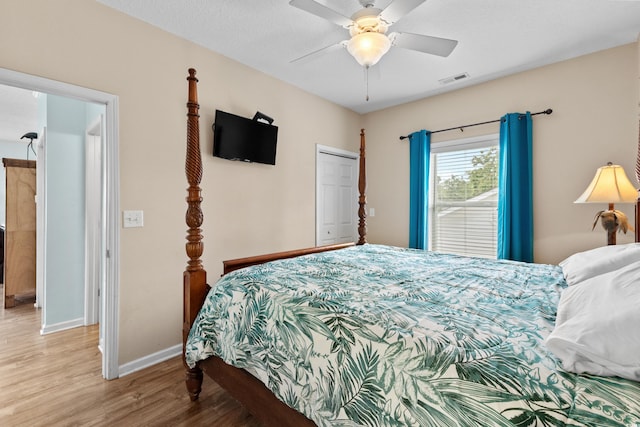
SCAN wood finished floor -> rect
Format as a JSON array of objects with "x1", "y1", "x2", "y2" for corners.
[{"x1": 0, "y1": 297, "x2": 262, "y2": 426}]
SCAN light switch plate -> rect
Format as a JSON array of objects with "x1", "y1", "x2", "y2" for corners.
[{"x1": 123, "y1": 210, "x2": 144, "y2": 228}]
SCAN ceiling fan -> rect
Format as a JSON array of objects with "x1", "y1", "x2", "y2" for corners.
[{"x1": 289, "y1": 0, "x2": 458, "y2": 68}]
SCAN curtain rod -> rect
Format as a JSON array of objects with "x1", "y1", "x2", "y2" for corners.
[{"x1": 398, "y1": 108, "x2": 553, "y2": 140}]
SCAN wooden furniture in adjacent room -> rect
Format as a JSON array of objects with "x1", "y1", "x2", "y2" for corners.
[{"x1": 3, "y1": 158, "x2": 36, "y2": 308}]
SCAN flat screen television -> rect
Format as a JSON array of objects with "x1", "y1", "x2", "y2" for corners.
[{"x1": 212, "y1": 109, "x2": 278, "y2": 165}]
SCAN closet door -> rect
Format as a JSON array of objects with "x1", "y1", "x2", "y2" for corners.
[
  {"x1": 3, "y1": 158, "x2": 36, "y2": 308},
  {"x1": 316, "y1": 148, "x2": 358, "y2": 246}
]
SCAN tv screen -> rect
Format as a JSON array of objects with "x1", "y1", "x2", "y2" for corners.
[{"x1": 212, "y1": 109, "x2": 278, "y2": 165}]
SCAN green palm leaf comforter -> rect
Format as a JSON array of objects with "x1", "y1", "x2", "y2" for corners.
[{"x1": 185, "y1": 244, "x2": 640, "y2": 426}]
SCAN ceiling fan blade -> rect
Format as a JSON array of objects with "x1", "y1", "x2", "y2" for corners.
[
  {"x1": 289, "y1": 0, "x2": 353, "y2": 27},
  {"x1": 379, "y1": 0, "x2": 426, "y2": 25},
  {"x1": 390, "y1": 32, "x2": 458, "y2": 57},
  {"x1": 290, "y1": 41, "x2": 348, "y2": 64}
]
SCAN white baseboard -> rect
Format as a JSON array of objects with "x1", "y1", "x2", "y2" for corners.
[
  {"x1": 118, "y1": 344, "x2": 182, "y2": 378},
  {"x1": 40, "y1": 317, "x2": 85, "y2": 335}
]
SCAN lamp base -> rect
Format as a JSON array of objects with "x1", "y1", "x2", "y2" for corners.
[{"x1": 601, "y1": 203, "x2": 618, "y2": 245}]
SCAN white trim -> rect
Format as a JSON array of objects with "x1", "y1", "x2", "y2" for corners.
[
  {"x1": 0, "y1": 67, "x2": 120, "y2": 380},
  {"x1": 118, "y1": 344, "x2": 182, "y2": 378},
  {"x1": 316, "y1": 144, "x2": 358, "y2": 160},
  {"x1": 35, "y1": 129, "x2": 47, "y2": 309},
  {"x1": 41, "y1": 318, "x2": 85, "y2": 335},
  {"x1": 0, "y1": 69, "x2": 116, "y2": 106},
  {"x1": 103, "y1": 96, "x2": 120, "y2": 380}
]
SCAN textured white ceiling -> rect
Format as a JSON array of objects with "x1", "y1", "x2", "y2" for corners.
[{"x1": 95, "y1": 0, "x2": 640, "y2": 114}]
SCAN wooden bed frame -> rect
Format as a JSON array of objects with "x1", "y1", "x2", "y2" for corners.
[
  {"x1": 181, "y1": 69, "x2": 640, "y2": 426},
  {"x1": 636, "y1": 198, "x2": 640, "y2": 243},
  {"x1": 181, "y1": 69, "x2": 367, "y2": 426}
]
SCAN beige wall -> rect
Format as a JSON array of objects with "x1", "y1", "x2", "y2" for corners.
[
  {"x1": 0, "y1": 0, "x2": 361, "y2": 364},
  {"x1": 364, "y1": 43, "x2": 639, "y2": 264},
  {"x1": 1, "y1": 1, "x2": 638, "y2": 367}
]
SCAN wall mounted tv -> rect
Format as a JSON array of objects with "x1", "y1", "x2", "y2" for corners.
[{"x1": 212, "y1": 109, "x2": 278, "y2": 165}]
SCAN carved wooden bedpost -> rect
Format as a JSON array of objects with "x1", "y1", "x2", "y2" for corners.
[
  {"x1": 183, "y1": 68, "x2": 209, "y2": 401},
  {"x1": 357, "y1": 129, "x2": 367, "y2": 245}
]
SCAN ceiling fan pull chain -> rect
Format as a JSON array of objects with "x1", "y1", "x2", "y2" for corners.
[{"x1": 365, "y1": 65, "x2": 370, "y2": 102}]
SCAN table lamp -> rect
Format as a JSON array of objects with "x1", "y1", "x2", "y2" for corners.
[{"x1": 574, "y1": 162, "x2": 638, "y2": 245}]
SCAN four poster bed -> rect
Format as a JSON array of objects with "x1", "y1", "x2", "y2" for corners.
[{"x1": 182, "y1": 69, "x2": 640, "y2": 426}]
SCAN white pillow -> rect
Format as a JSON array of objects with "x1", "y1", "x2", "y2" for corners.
[
  {"x1": 559, "y1": 243, "x2": 640, "y2": 285},
  {"x1": 546, "y1": 259, "x2": 640, "y2": 381}
]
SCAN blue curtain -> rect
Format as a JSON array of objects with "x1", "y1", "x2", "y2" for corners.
[
  {"x1": 498, "y1": 112, "x2": 533, "y2": 262},
  {"x1": 408, "y1": 130, "x2": 430, "y2": 249}
]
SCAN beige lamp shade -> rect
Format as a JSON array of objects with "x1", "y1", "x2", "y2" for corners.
[
  {"x1": 346, "y1": 32, "x2": 391, "y2": 67},
  {"x1": 574, "y1": 163, "x2": 638, "y2": 204}
]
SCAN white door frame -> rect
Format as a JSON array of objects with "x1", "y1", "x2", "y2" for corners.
[
  {"x1": 315, "y1": 144, "x2": 359, "y2": 246},
  {"x1": 35, "y1": 128, "x2": 46, "y2": 309},
  {"x1": 0, "y1": 68, "x2": 120, "y2": 380}
]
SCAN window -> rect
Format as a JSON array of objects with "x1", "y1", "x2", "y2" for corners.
[{"x1": 429, "y1": 134, "x2": 499, "y2": 259}]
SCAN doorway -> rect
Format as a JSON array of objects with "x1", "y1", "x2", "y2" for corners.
[
  {"x1": 316, "y1": 145, "x2": 359, "y2": 246},
  {"x1": 0, "y1": 68, "x2": 120, "y2": 380}
]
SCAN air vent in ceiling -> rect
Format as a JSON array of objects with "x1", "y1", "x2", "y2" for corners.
[{"x1": 439, "y1": 72, "x2": 470, "y2": 85}]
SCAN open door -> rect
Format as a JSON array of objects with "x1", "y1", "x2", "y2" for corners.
[{"x1": 84, "y1": 115, "x2": 104, "y2": 350}]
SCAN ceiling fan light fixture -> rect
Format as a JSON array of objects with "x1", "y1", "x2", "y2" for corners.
[{"x1": 347, "y1": 31, "x2": 391, "y2": 67}]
